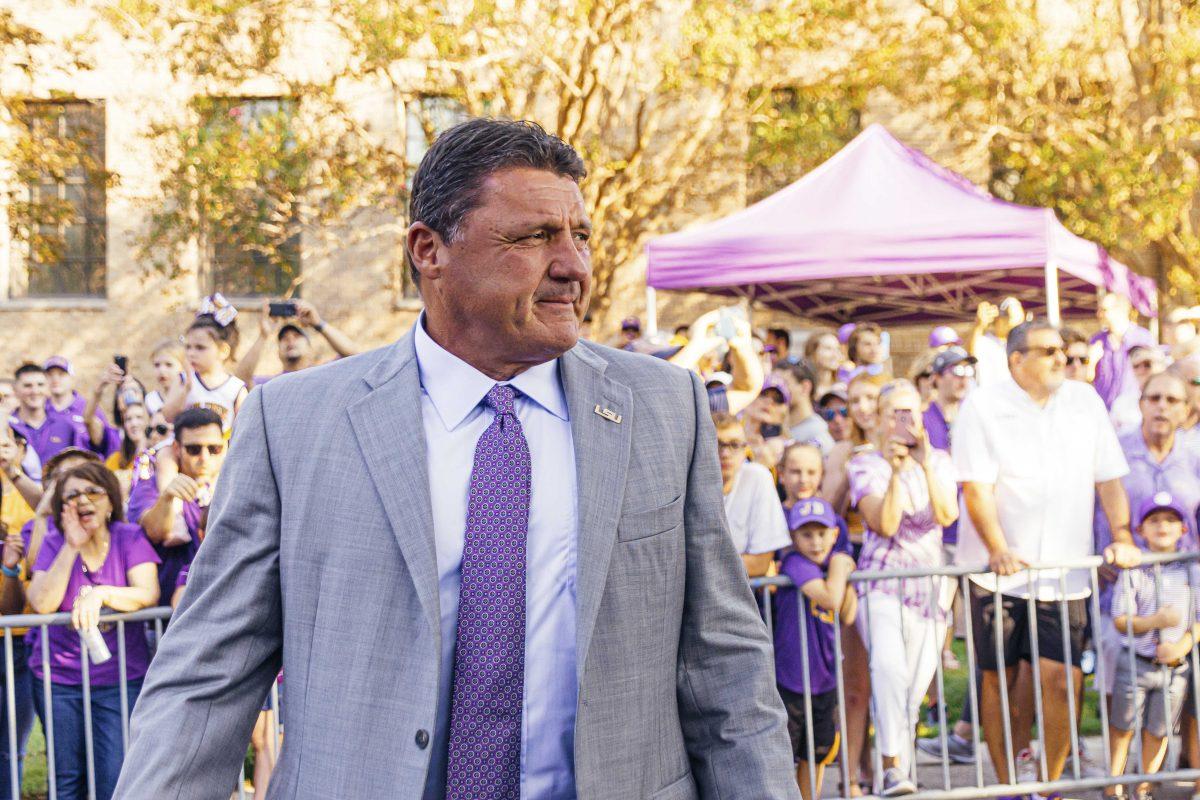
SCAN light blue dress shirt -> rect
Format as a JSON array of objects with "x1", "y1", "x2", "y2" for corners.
[{"x1": 415, "y1": 318, "x2": 579, "y2": 800}]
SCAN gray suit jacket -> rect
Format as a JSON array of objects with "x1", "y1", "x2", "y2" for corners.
[{"x1": 114, "y1": 328, "x2": 799, "y2": 800}]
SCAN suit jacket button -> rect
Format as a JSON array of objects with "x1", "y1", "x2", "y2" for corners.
[{"x1": 415, "y1": 729, "x2": 430, "y2": 749}]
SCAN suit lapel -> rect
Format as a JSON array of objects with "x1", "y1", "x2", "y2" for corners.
[
  {"x1": 562, "y1": 344, "x2": 632, "y2": 683},
  {"x1": 347, "y1": 329, "x2": 441, "y2": 639}
]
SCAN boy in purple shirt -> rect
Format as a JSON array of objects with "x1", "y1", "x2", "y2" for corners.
[
  {"x1": 8, "y1": 364, "x2": 89, "y2": 470},
  {"x1": 43, "y1": 356, "x2": 120, "y2": 457},
  {"x1": 774, "y1": 497, "x2": 857, "y2": 800}
]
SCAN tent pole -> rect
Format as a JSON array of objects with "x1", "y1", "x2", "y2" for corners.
[
  {"x1": 645, "y1": 286, "x2": 658, "y2": 335},
  {"x1": 1044, "y1": 260, "x2": 1061, "y2": 327}
]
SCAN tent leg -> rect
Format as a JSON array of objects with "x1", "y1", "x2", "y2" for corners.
[
  {"x1": 645, "y1": 286, "x2": 658, "y2": 335},
  {"x1": 1044, "y1": 260, "x2": 1061, "y2": 327}
]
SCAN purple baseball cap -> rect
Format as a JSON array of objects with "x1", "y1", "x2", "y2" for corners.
[
  {"x1": 837, "y1": 323, "x2": 856, "y2": 344},
  {"x1": 788, "y1": 497, "x2": 838, "y2": 530},
  {"x1": 760, "y1": 376, "x2": 791, "y2": 405},
  {"x1": 42, "y1": 356, "x2": 73, "y2": 375},
  {"x1": 1137, "y1": 491, "x2": 1191, "y2": 526},
  {"x1": 929, "y1": 326, "x2": 962, "y2": 348}
]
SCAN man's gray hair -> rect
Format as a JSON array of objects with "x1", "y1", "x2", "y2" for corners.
[
  {"x1": 407, "y1": 118, "x2": 587, "y2": 286},
  {"x1": 1006, "y1": 318, "x2": 1060, "y2": 358}
]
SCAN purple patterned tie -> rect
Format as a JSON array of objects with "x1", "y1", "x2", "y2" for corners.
[{"x1": 446, "y1": 384, "x2": 530, "y2": 799}]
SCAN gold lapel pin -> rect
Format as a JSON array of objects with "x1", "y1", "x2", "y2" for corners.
[{"x1": 593, "y1": 405, "x2": 622, "y2": 424}]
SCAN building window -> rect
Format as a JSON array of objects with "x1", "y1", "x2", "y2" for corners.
[
  {"x1": 13, "y1": 100, "x2": 107, "y2": 298},
  {"x1": 401, "y1": 96, "x2": 468, "y2": 298},
  {"x1": 205, "y1": 97, "x2": 300, "y2": 298}
]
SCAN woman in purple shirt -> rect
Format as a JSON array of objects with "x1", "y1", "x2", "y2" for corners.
[
  {"x1": 848, "y1": 380, "x2": 958, "y2": 796},
  {"x1": 26, "y1": 462, "x2": 160, "y2": 800}
]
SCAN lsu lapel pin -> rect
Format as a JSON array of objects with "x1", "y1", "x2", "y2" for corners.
[{"x1": 594, "y1": 405, "x2": 622, "y2": 424}]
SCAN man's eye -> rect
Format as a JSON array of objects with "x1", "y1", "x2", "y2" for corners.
[{"x1": 574, "y1": 232, "x2": 591, "y2": 243}]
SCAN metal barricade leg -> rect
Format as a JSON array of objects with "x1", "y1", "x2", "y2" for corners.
[
  {"x1": 117, "y1": 621, "x2": 129, "y2": 755},
  {"x1": 993, "y1": 585, "x2": 1018, "y2": 785},
  {"x1": 1089, "y1": 566, "x2": 1113, "y2": 779},
  {"x1": 833, "y1": 606, "x2": 852, "y2": 800},
  {"x1": 959, "y1": 575, "x2": 985, "y2": 788},
  {"x1": 41, "y1": 625, "x2": 56, "y2": 800},
  {"x1": 1026, "y1": 569, "x2": 1048, "y2": 783},
  {"x1": 929, "y1": 574, "x2": 951, "y2": 791},
  {"x1": 1056, "y1": 572, "x2": 1082, "y2": 782},
  {"x1": 797, "y1": 589, "x2": 818, "y2": 800},
  {"x1": 81, "y1": 641, "x2": 96, "y2": 800}
]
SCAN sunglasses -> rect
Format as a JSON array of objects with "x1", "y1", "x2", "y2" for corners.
[
  {"x1": 1018, "y1": 345, "x2": 1064, "y2": 359},
  {"x1": 64, "y1": 487, "x2": 107, "y2": 505},
  {"x1": 1066, "y1": 355, "x2": 1090, "y2": 366},
  {"x1": 146, "y1": 424, "x2": 171, "y2": 437},
  {"x1": 182, "y1": 443, "x2": 225, "y2": 457},
  {"x1": 1143, "y1": 394, "x2": 1185, "y2": 406},
  {"x1": 820, "y1": 407, "x2": 850, "y2": 421},
  {"x1": 946, "y1": 364, "x2": 976, "y2": 378}
]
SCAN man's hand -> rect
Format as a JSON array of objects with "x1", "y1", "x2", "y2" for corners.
[
  {"x1": 98, "y1": 363, "x2": 125, "y2": 391},
  {"x1": 0, "y1": 439, "x2": 21, "y2": 479},
  {"x1": 1104, "y1": 541, "x2": 1143, "y2": 569},
  {"x1": 1153, "y1": 606, "x2": 1183, "y2": 630},
  {"x1": 976, "y1": 301, "x2": 999, "y2": 328},
  {"x1": 257, "y1": 300, "x2": 280, "y2": 338},
  {"x1": 293, "y1": 299, "x2": 323, "y2": 329},
  {"x1": 164, "y1": 474, "x2": 201, "y2": 503},
  {"x1": 840, "y1": 585, "x2": 858, "y2": 623},
  {"x1": 1156, "y1": 635, "x2": 1192, "y2": 665},
  {"x1": 988, "y1": 548, "x2": 1028, "y2": 577}
]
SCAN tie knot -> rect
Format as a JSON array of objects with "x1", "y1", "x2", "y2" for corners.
[{"x1": 484, "y1": 383, "x2": 517, "y2": 416}]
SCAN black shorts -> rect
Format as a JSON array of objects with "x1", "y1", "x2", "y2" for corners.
[
  {"x1": 778, "y1": 684, "x2": 839, "y2": 765},
  {"x1": 969, "y1": 582, "x2": 1087, "y2": 670}
]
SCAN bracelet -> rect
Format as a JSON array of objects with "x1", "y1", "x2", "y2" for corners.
[{"x1": 1, "y1": 565, "x2": 20, "y2": 579}]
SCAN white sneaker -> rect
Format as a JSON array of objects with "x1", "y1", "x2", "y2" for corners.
[
  {"x1": 1079, "y1": 740, "x2": 1107, "y2": 779},
  {"x1": 1016, "y1": 747, "x2": 1040, "y2": 784},
  {"x1": 880, "y1": 767, "x2": 917, "y2": 797}
]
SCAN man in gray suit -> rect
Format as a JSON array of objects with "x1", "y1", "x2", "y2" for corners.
[{"x1": 115, "y1": 118, "x2": 798, "y2": 800}]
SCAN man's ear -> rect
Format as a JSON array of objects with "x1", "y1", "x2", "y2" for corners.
[{"x1": 407, "y1": 222, "x2": 446, "y2": 283}]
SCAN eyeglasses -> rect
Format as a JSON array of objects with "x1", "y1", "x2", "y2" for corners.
[
  {"x1": 64, "y1": 487, "x2": 107, "y2": 505},
  {"x1": 1143, "y1": 394, "x2": 1185, "y2": 406},
  {"x1": 717, "y1": 440, "x2": 747, "y2": 453},
  {"x1": 183, "y1": 443, "x2": 224, "y2": 457},
  {"x1": 145, "y1": 424, "x2": 171, "y2": 437},
  {"x1": 1018, "y1": 345, "x2": 1064, "y2": 359},
  {"x1": 820, "y1": 407, "x2": 850, "y2": 421},
  {"x1": 1065, "y1": 355, "x2": 1090, "y2": 366}
]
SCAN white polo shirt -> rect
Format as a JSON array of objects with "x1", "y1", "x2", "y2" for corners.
[
  {"x1": 723, "y1": 462, "x2": 791, "y2": 555},
  {"x1": 952, "y1": 378, "x2": 1129, "y2": 599}
]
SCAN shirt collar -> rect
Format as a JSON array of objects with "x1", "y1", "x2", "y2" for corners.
[{"x1": 413, "y1": 313, "x2": 569, "y2": 431}]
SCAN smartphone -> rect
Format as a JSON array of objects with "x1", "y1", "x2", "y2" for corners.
[
  {"x1": 268, "y1": 301, "x2": 297, "y2": 318},
  {"x1": 716, "y1": 306, "x2": 745, "y2": 340},
  {"x1": 891, "y1": 409, "x2": 918, "y2": 447},
  {"x1": 113, "y1": 355, "x2": 128, "y2": 374}
]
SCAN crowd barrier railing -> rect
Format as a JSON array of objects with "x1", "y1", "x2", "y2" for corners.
[
  {"x1": 751, "y1": 551, "x2": 1200, "y2": 800},
  {"x1": 0, "y1": 606, "x2": 281, "y2": 800}
]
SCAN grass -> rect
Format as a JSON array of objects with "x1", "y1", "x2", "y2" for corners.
[{"x1": 918, "y1": 639, "x2": 1104, "y2": 740}]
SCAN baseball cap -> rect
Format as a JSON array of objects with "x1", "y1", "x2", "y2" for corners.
[
  {"x1": 929, "y1": 326, "x2": 962, "y2": 348},
  {"x1": 837, "y1": 323, "x2": 856, "y2": 345},
  {"x1": 621, "y1": 317, "x2": 641, "y2": 332},
  {"x1": 1137, "y1": 491, "x2": 1191, "y2": 527},
  {"x1": 42, "y1": 356, "x2": 73, "y2": 375},
  {"x1": 787, "y1": 497, "x2": 838, "y2": 530},
  {"x1": 760, "y1": 376, "x2": 791, "y2": 405},
  {"x1": 931, "y1": 346, "x2": 978, "y2": 375},
  {"x1": 277, "y1": 323, "x2": 309, "y2": 341},
  {"x1": 818, "y1": 384, "x2": 849, "y2": 406}
]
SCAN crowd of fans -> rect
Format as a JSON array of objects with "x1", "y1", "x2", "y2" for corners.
[
  {"x1": 0, "y1": 295, "x2": 357, "y2": 800},
  {"x1": 617, "y1": 296, "x2": 1200, "y2": 799},
  {"x1": 0, "y1": 290, "x2": 1198, "y2": 798}
]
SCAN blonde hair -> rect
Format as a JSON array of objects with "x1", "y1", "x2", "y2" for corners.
[
  {"x1": 847, "y1": 371, "x2": 888, "y2": 446},
  {"x1": 150, "y1": 338, "x2": 186, "y2": 366}
]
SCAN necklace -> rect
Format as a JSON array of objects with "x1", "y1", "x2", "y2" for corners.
[{"x1": 80, "y1": 534, "x2": 111, "y2": 582}]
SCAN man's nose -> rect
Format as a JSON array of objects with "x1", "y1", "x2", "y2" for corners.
[{"x1": 548, "y1": 234, "x2": 590, "y2": 283}]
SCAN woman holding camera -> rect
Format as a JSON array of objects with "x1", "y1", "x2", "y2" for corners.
[
  {"x1": 26, "y1": 462, "x2": 159, "y2": 800},
  {"x1": 848, "y1": 379, "x2": 958, "y2": 796}
]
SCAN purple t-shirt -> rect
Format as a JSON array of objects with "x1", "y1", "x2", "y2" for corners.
[
  {"x1": 1091, "y1": 326, "x2": 1154, "y2": 409},
  {"x1": 29, "y1": 522, "x2": 160, "y2": 685},
  {"x1": 47, "y1": 392, "x2": 120, "y2": 458},
  {"x1": 127, "y1": 477, "x2": 204, "y2": 603},
  {"x1": 922, "y1": 402, "x2": 960, "y2": 545},
  {"x1": 8, "y1": 414, "x2": 89, "y2": 468},
  {"x1": 774, "y1": 551, "x2": 845, "y2": 695}
]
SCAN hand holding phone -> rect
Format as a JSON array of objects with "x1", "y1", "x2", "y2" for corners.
[
  {"x1": 113, "y1": 355, "x2": 128, "y2": 374},
  {"x1": 269, "y1": 301, "x2": 298, "y2": 318},
  {"x1": 890, "y1": 409, "x2": 918, "y2": 448}
]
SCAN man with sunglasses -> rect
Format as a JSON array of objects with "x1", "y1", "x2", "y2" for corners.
[
  {"x1": 128, "y1": 408, "x2": 225, "y2": 604},
  {"x1": 953, "y1": 319, "x2": 1140, "y2": 791}
]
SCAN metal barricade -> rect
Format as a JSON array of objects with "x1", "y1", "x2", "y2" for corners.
[
  {"x1": 752, "y1": 551, "x2": 1200, "y2": 800},
  {"x1": 0, "y1": 607, "x2": 274, "y2": 800}
]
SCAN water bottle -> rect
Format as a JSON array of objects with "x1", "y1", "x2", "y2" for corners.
[{"x1": 79, "y1": 626, "x2": 112, "y2": 665}]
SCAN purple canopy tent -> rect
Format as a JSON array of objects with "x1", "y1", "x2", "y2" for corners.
[{"x1": 645, "y1": 124, "x2": 1157, "y2": 326}]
